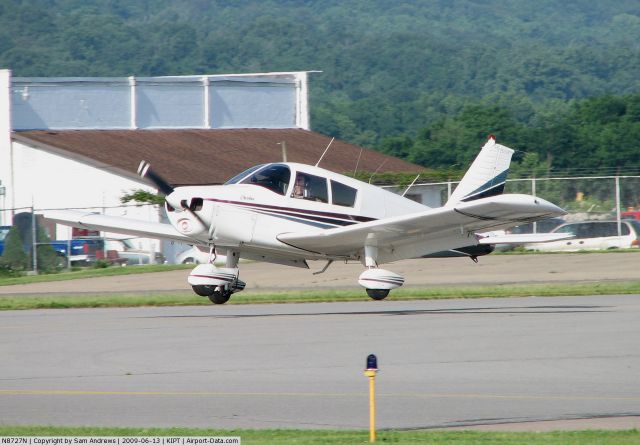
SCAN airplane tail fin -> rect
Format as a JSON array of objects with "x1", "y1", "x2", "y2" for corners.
[{"x1": 445, "y1": 136, "x2": 514, "y2": 206}]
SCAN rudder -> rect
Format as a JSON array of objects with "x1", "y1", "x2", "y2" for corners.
[{"x1": 446, "y1": 136, "x2": 514, "y2": 206}]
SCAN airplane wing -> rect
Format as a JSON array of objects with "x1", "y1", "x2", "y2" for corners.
[
  {"x1": 43, "y1": 210, "x2": 195, "y2": 243},
  {"x1": 277, "y1": 194, "x2": 566, "y2": 257}
]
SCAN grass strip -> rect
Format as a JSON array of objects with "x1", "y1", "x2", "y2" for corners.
[
  {"x1": 1, "y1": 250, "x2": 638, "y2": 288},
  {"x1": 0, "y1": 265, "x2": 191, "y2": 286},
  {"x1": 0, "y1": 426, "x2": 638, "y2": 445},
  {"x1": 2, "y1": 281, "x2": 640, "y2": 310}
]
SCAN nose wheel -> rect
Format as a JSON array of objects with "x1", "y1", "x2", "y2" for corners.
[
  {"x1": 208, "y1": 290, "x2": 231, "y2": 304},
  {"x1": 359, "y1": 245, "x2": 404, "y2": 301},
  {"x1": 366, "y1": 288, "x2": 390, "y2": 300}
]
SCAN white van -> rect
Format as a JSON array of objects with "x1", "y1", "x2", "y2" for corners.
[{"x1": 525, "y1": 220, "x2": 640, "y2": 252}]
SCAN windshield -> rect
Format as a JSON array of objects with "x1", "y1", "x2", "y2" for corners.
[
  {"x1": 240, "y1": 164, "x2": 291, "y2": 195},
  {"x1": 224, "y1": 164, "x2": 266, "y2": 185}
]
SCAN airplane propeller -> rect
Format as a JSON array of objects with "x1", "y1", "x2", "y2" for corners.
[
  {"x1": 137, "y1": 160, "x2": 174, "y2": 196},
  {"x1": 137, "y1": 160, "x2": 209, "y2": 236}
]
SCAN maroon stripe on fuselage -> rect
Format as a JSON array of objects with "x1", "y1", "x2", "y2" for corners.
[{"x1": 206, "y1": 198, "x2": 377, "y2": 223}]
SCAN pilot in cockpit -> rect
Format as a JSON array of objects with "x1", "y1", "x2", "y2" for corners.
[{"x1": 292, "y1": 174, "x2": 310, "y2": 199}]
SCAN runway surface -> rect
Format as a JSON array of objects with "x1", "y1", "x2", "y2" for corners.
[{"x1": 1, "y1": 295, "x2": 639, "y2": 430}]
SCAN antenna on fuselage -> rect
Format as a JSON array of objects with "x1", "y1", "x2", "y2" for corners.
[
  {"x1": 315, "y1": 137, "x2": 335, "y2": 167},
  {"x1": 401, "y1": 174, "x2": 421, "y2": 198},
  {"x1": 368, "y1": 160, "x2": 388, "y2": 184},
  {"x1": 353, "y1": 147, "x2": 363, "y2": 177}
]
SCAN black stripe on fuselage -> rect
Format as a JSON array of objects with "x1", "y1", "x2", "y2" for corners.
[
  {"x1": 206, "y1": 198, "x2": 376, "y2": 227},
  {"x1": 252, "y1": 209, "x2": 338, "y2": 229}
]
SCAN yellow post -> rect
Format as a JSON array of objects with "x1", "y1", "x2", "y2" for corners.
[
  {"x1": 364, "y1": 354, "x2": 378, "y2": 443},
  {"x1": 364, "y1": 369, "x2": 377, "y2": 442}
]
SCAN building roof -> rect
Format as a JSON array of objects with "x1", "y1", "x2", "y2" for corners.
[{"x1": 13, "y1": 129, "x2": 424, "y2": 186}]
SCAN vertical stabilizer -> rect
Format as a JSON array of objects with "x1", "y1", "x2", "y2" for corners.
[{"x1": 446, "y1": 136, "x2": 514, "y2": 206}]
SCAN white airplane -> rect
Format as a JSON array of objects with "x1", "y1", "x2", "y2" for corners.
[{"x1": 44, "y1": 136, "x2": 569, "y2": 304}]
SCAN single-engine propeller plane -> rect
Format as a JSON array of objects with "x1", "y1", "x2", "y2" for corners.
[{"x1": 44, "y1": 136, "x2": 569, "y2": 304}]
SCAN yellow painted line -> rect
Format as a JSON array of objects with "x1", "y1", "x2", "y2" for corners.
[
  {"x1": 0, "y1": 389, "x2": 349, "y2": 397},
  {"x1": 1, "y1": 389, "x2": 639, "y2": 402},
  {"x1": 384, "y1": 392, "x2": 640, "y2": 402}
]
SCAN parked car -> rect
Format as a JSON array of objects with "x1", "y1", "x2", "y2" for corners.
[
  {"x1": 0, "y1": 226, "x2": 9, "y2": 256},
  {"x1": 525, "y1": 220, "x2": 640, "y2": 252},
  {"x1": 0, "y1": 225, "x2": 104, "y2": 265},
  {"x1": 175, "y1": 246, "x2": 227, "y2": 265},
  {"x1": 508, "y1": 217, "x2": 565, "y2": 234},
  {"x1": 105, "y1": 239, "x2": 165, "y2": 265}
]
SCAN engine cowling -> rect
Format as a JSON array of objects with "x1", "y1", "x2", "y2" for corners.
[{"x1": 358, "y1": 268, "x2": 405, "y2": 290}]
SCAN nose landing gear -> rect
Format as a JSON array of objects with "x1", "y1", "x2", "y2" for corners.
[
  {"x1": 187, "y1": 248, "x2": 243, "y2": 304},
  {"x1": 358, "y1": 244, "x2": 405, "y2": 301}
]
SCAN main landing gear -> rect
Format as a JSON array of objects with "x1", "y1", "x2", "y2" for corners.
[
  {"x1": 358, "y1": 244, "x2": 405, "y2": 301},
  {"x1": 187, "y1": 248, "x2": 245, "y2": 304}
]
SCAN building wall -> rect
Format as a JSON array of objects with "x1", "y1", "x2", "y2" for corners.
[
  {"x1": 0, "y1": 70, "x2": 11, "y2": 226},
  {"x1": 0, "y1": 70, "x2": 312, "y2": 261},
  {"x1": 10, "y1": 72, "x2": 309, "y2": 131},
  {"x1": 11, "y1": 139, "x2": 162, "y2": 253},
  {"x1": 384, "y1": 184, "x2": 444, "y2": 207}
]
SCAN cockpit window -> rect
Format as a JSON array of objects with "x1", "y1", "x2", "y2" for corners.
[
  {"x1": 240, "y1": 164, "x2": 291, "y2": 195},
  {"x1": 224, "y1": 164, "x2": 265, "y2": 185}
]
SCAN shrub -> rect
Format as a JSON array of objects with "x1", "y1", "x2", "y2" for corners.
[{"x1": 0, "y1": 226, "x2": 29, "y2": 271}]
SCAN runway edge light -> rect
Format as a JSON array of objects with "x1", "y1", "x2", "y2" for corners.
[{"x1": 364, "y1": 354, "x2": 378, "y2": 443}]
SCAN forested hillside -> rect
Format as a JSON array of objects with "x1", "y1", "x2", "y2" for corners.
[{"x1": 2, "y1": 0, "x2": 640, "y2": 176}]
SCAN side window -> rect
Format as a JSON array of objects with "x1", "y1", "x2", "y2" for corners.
[
  {"x1": 577, "y1": 223, "x2": 598, "y2": 238},
  {"x1": 331, "y1": 180, "x2": 357, "y2": 207},
  {"x1": 555, "y1": 224, "x2": 576, "y2": 235},
  {"x1": 291, "y1": 172, "x2": 328, "y2": 203},
  {"x1": 240, "y1": 164, "x2": 290, "y2": 195},
  {"x1": 621, "y1": 223, "x2": 630, "y2": 236},
  {"x1": 600, "y1": 222, "x2": 617, "y2": 237}
]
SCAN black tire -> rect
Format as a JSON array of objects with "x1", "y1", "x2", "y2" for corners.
[
  {"x1": 192, "y1": 285, "x2": 215, "y2": 296},
  {"x1": 366, "y1": 288, "x2": 390, "y2": 300},
  {"x1": 182, "y1": 257, "x2": 196, "y2": 264},
  {"x1": 208, "y1": 291, "x2": 231, "y2": 304}
]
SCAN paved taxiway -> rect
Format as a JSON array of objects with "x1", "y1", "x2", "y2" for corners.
[{"x1": 1, "y1": 294, "x2": 639, "y2": 429}]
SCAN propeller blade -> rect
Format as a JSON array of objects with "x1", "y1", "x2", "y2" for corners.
[{"x1": 137, "y1": 160, "x2": 174, "y2": 195}]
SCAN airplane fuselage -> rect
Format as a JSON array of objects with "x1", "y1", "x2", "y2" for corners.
[{"x1": 165, "y1": 162, "x2": 427, "y2": 264}]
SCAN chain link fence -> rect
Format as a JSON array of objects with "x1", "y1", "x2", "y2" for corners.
[
  {"x1": 3, "y1": 176, "x2": 639, "y2": 273},
  {"x1": 387, "y1": 175, "x2": 640, "y2": 230}
]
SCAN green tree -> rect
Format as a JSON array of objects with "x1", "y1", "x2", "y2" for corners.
[
  {"x1": 36, "y1": 227, "x2": 60, "y2": 273},
  {"x1": 0, "y1": 226, "x2": 28, "y2": 272}
]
